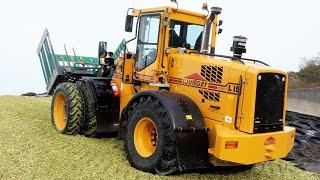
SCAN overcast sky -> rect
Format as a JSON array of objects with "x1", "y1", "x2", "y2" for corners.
[{"x1": 0, "y1": 0, "x2": 319, "y2": 95}]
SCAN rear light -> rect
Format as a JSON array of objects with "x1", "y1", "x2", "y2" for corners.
[
  {"x1": 225, "y1": 141, "x2": 238, "y2": 149},
  {"x1": 111, "y1": 82, "x2": 120, "y2": 97}
]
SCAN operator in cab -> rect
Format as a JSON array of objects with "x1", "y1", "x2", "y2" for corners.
[{"x1": 169, "y1": 20, "x2": 203, "y2": 51}]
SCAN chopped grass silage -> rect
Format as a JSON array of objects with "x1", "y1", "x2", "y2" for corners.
[{"x1": 0, "y1": 96, "x2": 318, "y2": 179}]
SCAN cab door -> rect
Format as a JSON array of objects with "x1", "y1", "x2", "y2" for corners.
[{"x1": 134, "y1": 14, "x2": 161, "y2": 85}]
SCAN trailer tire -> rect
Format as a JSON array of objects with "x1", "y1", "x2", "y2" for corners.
[
  {"x1": 51, "y1": 83, "x2": 83, "y2": 135},
  {"x1": 76, "y1": 81, "x2": 98, "y2": 137},
  {"x1": 124, "y1": 96, "x2": 178, "y2": 175}
]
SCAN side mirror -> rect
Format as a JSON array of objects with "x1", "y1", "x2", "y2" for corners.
[
  {"x1": 98, "y1": 41, "x2": 107, "y2": 58},
  {"x1": 125, "y1": 15, "x2": 134, "y2": 32},
  {"x1": 217, "y1": 28, "x2": 223, "y2": 34},
  {"x1": 218, "y1": 20, "x2": 223, "y2": 26}
]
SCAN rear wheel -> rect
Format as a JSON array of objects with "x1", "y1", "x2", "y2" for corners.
[
  {"x1": 124, "y1": 96, "x2": 178, "y2": 175},
  {"x1": 76, "y1": 81, "x2": 98, "y2": 137},
  {"x1": 51, "y1": 83, "x2": 83, "y2": 134}
]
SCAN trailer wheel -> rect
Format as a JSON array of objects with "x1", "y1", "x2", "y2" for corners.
[
  {"x1": 124, "y1": 96, "x2": 178, "y2": 175},
  {"x1": 51, "y1": 83, "x2": 83, "y2": 134},
  {"x1": 76, "y1": 81, "x2": 98, "y2": 137}
]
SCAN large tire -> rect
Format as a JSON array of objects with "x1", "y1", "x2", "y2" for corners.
[
  {"x1": 51, "y1": 83, "x2": 83, "y2": 135},
  {"x1": 124, "y1": 96, "x2": 178, "y2": 175},
  {"x1": 76, "y1": 81, "x2": 98, "y2": 137}
]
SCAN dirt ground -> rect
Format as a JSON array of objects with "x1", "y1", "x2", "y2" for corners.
[{"x1": 0, "y1": 96, "x2": 318, "y2": 179}]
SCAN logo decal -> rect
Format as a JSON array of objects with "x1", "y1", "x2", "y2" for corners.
[
  {"x1": 264, "y1": 137, "x2": 276, "y2": 145},
  {"x1": 185, "y1": 73, "x2": 206, "y2": 81},
  {"x1": 168, "y1": 70, "x2": 240, "y2": 95},
  {"x1": 183, "y1": 73, "x2": 207, "y2": 88}
]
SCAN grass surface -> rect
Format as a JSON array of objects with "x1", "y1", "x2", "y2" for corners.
[{"x1": 0, "y1": 96, "x2": 318, "y2": 179}]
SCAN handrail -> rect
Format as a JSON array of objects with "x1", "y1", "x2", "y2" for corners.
[{"x1": 188, "y1": 51, "x2": 270, "y2": 66}]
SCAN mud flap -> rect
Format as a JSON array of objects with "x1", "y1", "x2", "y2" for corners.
[
  {"x1": 79, "y1": 77, "x2": 120, "y2": 133},
  {"x1": 175, "y1": 131, "x2": 210, "y2": 171},
  {"x1": 160, "y1": 92, "x2": 210, "y2": 171}
]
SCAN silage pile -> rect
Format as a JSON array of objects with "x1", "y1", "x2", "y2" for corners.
[{"x1": 0, "y1": 96, "x2": 318, "y2": 179}]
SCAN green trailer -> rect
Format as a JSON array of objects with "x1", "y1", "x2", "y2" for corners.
[{"x1": 37, "y1": 29, "x2": 126, "y2": 95}]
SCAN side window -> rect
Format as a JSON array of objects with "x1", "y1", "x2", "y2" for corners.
[
  {"x1": 187, "y1": 25, "x2": 203, "y2": 49},
  {"x1": 169, "y1": 20, "x2": 203, "y2": 50},
  {"x1": 136, "y1": 15, "x2": 160, "y2": 70}
]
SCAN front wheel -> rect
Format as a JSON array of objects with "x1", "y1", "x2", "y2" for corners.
[
  {"x1": 51, "y1": 83, "x2": 83, "y2": 134},
  {"x1": 124, "y1": 97, "x2": 179, "y2": 175}
]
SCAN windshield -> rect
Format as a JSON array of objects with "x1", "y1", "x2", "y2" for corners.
[{"x1": 169, "y1": 20, "x2": 203, "y2": 51}]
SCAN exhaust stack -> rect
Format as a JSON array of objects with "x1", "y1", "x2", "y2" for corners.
[{"x1": 200, "y1": 7, "x2": 221, "y2": 54}]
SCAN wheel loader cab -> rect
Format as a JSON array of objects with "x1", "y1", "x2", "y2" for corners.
[{"x1": 121, "y1": 7, "x2": 208, "y2": 88}]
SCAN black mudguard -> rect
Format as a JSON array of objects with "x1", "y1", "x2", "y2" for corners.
[
  {"x1": 79, "y1": 77, "x2": 120, "y2": 133},
  {"x1": 121, "y1": 91, "x2": 210, "y2": 171}
]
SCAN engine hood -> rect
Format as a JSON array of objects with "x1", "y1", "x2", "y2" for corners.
[{"x1": 168, "y1": 53, "x2": 288, "y2": 133}]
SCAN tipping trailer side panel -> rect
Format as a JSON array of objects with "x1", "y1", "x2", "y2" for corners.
[{"x1": 37, "y1": 29, "x2": 100, "y2": 94}]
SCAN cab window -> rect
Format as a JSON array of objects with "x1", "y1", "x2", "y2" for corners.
[
  {"x1": 135, "y1": 14, "x2": 160, "y2": 70},
  {"x1": 169, "y1": 20, "x2": 203, "y2": 51}
]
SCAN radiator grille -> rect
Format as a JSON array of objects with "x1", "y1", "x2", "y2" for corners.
[
  {"x1": 254, "y1": 73, "x2": 286, "y2": 133},
  {"x1": 200, "y1": 65, "x2": 223, "y2": 84}
]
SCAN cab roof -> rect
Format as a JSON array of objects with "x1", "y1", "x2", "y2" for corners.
[{"x1": 132, "y1": 6, "x2": 207, "y2": 18}]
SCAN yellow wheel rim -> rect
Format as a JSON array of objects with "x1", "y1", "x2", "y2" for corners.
[
  {"x1": 134, "y1": 117, "x2": 158, "y2": 158},
  {"x1": 53, "y1": 92, "x2": 67, "y2": 131}
]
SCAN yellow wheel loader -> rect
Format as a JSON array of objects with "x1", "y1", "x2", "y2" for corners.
[{"x1": 37, "y1": 2, "x2": 295, "y2": 175}]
